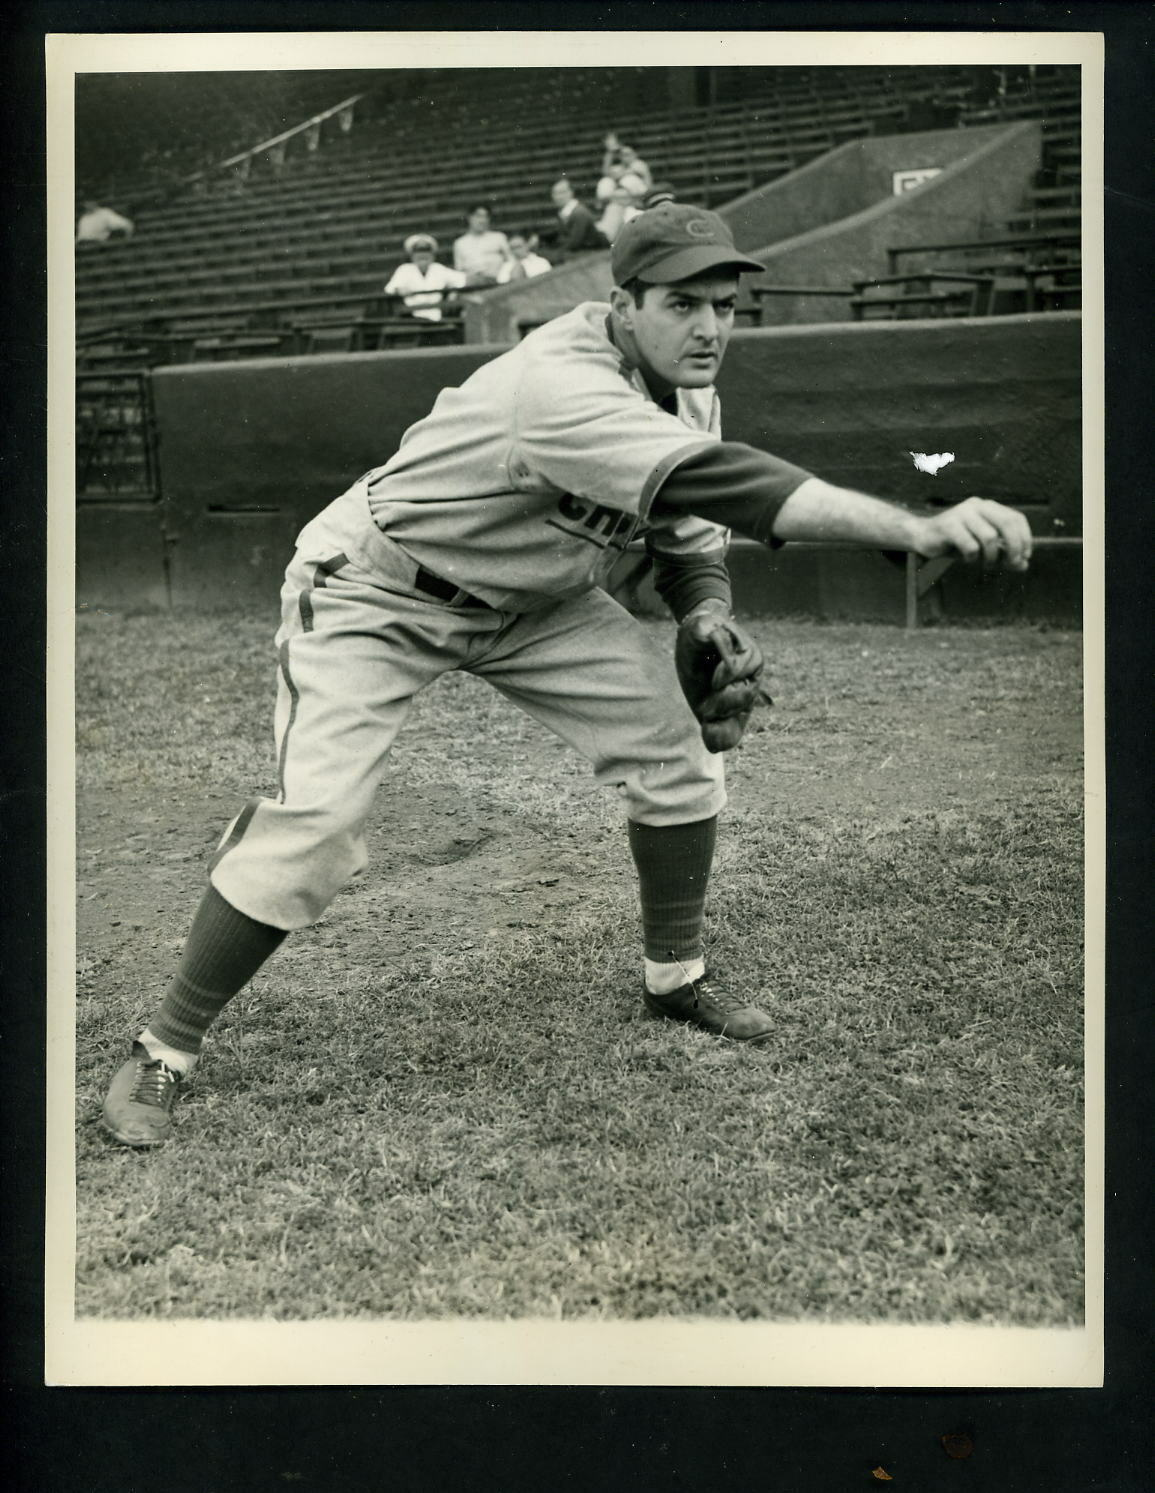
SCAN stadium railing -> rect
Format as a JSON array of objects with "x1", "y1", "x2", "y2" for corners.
[
  {"x1": 76, "y1": 370, "x2": 158, "y2": 499},
  {"x1": 75, "y1": 65, "x2": 1081, "y2": 345}
]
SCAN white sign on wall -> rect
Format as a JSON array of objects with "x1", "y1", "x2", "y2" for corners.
[{"x1": 892, "y1": 167, "x2": 942, "y2": 195}]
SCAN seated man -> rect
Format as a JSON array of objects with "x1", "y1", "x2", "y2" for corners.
[
  {"x1": 76, "y1": 199, "x2": 134, "y2": 245},
  {"x1": 596, "y1": 174, "x2": 646, "y2": 246},
  {"x1": 617, "y1": 144, "x2": 654, "y2": 195},
  {"x1": 495, "y1": 229, "x2": 553, "y2": 283},
  {"x1": 452, "y1": 205, "x2": 513, "y2": 287},
  {"x1": 547, "y1": 178, "x2": 608, "y2": 263},
  {"x1": 385, "y1": 234, "x2": 466, "y2": 322},
  {"x1": 597, "y1": 133, "x2": 654, "y2": 201}
]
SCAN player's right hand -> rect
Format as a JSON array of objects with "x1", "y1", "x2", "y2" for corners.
[{"x1": 915, "y1": 496, "x2": 1033, "y2": 572}]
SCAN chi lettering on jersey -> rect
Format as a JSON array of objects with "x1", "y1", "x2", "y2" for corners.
[{"x1": 547, "y1": 493, "x2": 636, "y2": 550}]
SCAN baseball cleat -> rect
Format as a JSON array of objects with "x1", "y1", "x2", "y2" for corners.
[
  {"x1": 101, "y1": 1042, "x2": 185, "y2": 1147},
  {"x1": 643, "y1": 973, "x2": 774, "y2": 1042}
]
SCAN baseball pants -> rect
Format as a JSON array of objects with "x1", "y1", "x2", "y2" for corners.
[{"x1": 210, "y1": 484, "x2": 727, "y2": 931}]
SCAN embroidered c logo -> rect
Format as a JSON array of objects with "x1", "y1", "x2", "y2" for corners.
[{"x1": 684, "y1": 218, "x2": 716, "y2": 240}]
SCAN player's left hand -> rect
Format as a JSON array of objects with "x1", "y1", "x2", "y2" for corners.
[
  {"x1": 914, "y1": 496, "x2": 1033, "y2": 572},
  {"x1": 675, "y1": 611, "x2": 772, "y2": 753}
]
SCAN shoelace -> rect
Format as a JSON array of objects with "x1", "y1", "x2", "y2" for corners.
[
  {"x1": 129, "y1": 1058, "x2": 180, "y2": 1109},
  {"x1": 691, "y1": 978, "x2": 747, "y2": 1014}
]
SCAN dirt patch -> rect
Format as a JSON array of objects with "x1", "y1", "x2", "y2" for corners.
[
  {"x1": 75, "y1": 618, "x2": 1083, "y2": 1006},
  {"x1": 77, "y1": 780, "x2": 627, "y2": 994}
]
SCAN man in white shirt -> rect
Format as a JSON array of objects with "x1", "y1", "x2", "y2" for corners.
[
  {"x1": 598, "y1": 134, "x2": 655, "y2": 201},
  {"x1": 452, "y1": 205, "x2": 513, "y2": 286},
  {"x1": 596, "y1": 180, "x2": 646, "y2": 246},
  {"x1": 76, "y1": 200, "x2": 134, "y2": 244},
  {"x1": 494, "y1": 231, "x2": 553, "y2": 284},
  {"x1": 385, "y1": 234, "x2": 466, "y2": 321},
  {"x1": 617, "y1": 145, "x2": 653, "y2": 195}
]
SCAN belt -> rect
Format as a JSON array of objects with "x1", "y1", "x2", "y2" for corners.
[{"x1": 413, "y1": 564, "x2": 493, "y2": 609}]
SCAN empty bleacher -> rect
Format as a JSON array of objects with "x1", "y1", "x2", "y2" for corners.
[
  {"x1": 75, "y1": 64, "x2": 1085, "y2": 624},
  {"x1": 849, "y1": 99, "x2": 1081, "y2": 321},
  {"x1": 76, "y1": 64, "x2": 1079, "y2": 358}
]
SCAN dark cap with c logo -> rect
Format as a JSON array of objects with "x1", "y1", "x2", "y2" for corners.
[{"x1": 611, "y1": 202, "x2": 764, "y2": 286}]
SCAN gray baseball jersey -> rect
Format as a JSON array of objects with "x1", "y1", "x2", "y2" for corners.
[{"x1": 364, "y1": 301, "x2": 731, "y2": 612}]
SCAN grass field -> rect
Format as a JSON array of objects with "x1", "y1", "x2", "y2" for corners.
[{"x1": 74, "y1": 608, "x2": 1084, "y2": 1323}]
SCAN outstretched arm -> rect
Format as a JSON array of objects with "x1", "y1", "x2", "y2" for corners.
[
  {"x1": 772, "y1": 476, "x2": 1033, "y2": 571},
  {"x1": 655, "y1": 446, "x2": 1034, "y2": 572}
]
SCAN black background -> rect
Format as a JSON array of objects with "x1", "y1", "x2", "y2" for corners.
[{"x1": 4, "y1": 3, "x2": 1152, "y2": 1488}]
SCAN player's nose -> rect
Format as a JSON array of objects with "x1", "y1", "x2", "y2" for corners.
[{"x1": 691, "y1": 306, "x2": 720, "y2": 343}]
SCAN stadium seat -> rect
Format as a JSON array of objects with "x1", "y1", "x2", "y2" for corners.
[{"x1": 75, "y1": 62, "x2": 1081, "y2": 356}]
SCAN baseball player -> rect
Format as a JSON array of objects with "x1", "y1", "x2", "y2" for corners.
[{"x1": 102, "y1": 202, "x2": 1033, "y2": 1147}]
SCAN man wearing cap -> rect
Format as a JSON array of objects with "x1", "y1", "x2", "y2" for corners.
[
  {"x1": 101, "y1": 203, "x2": 1033, "y2": 1148},
  {"x1": 384, "y1": 233, "x2": 467, "y2": 322}
]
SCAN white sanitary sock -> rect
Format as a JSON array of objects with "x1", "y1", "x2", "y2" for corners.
[
  {"x1": 644, "y1": 956, "x2": 706, "y2": 995},
  {"x1": 138, "y1": 1027, "x2": 199, "y2": 1076}
]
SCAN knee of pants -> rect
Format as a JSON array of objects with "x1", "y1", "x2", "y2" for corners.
[
  {"x1": 611, "y1": 726, "x2": 727, "y2": 828},
  {"x1": 209, "y1": 799, "x2": 370, "y2": 931}
]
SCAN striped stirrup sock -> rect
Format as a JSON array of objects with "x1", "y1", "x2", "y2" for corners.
[
  {"x1": 146, "y1": 885, "x2": 287, "y2": 1055},
  {"x1": 627, "y1": 814, "x2": 717, "y2": 965}
]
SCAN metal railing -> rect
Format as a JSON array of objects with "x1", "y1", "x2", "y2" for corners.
[
  {"x1": 119, "y1": 92, "x2": 370, "y2": 211},
  {"x1": 76, "y1": 371, "x2": 158, "y2": 500},
  {"x1": 76, "y1": 294, "x2": 469, "y2": 367},
  {"x1": 182, "y1": 94, "x2": 366, "y2": 193}
]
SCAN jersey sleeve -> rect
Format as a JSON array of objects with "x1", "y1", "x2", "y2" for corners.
[
  {"x1": 512, "y1": 361, "x2": 716, "y2": 518},
  {"x1": 651, "y1": 440, "x2": 813, "y2": 545}
]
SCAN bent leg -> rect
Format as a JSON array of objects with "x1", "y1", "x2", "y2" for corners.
[
  {"x1": 471, "y1": 589, "x2": 725, "y2": 985},
  {"x1": 470, "y1": 588, "x2": 725, "y2": 826},
  {"x1": 211, "y1": 555, "x2": 484, "y2": 929}
]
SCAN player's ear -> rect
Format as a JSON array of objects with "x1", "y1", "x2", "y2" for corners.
[{"x1": 610, "y1": 285, "x2": 635, "y2": 327}]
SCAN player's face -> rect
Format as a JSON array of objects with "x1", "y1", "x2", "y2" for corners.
[{"x1": 622, "y1": 276, "x2": 740, "y2": 391}]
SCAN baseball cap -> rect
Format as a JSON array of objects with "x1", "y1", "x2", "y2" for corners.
[
  {"x1": 642, "y1": 181, "x2": 677, "y2": 209},
  {"x1": 404, "y1": 232, "x2": 439, "y2": 254},
  {"x1": 611, "y1": 202, "x2": 763, "y2": 285}
]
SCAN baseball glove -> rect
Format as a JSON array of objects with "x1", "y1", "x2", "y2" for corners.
[{"x1": 675, "y1": 613, "x2": 771, "y2": 753}]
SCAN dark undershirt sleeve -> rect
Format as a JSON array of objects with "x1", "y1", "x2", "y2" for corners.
[
  {"x1": 644, "y1": 541, "x2": 733, "y2": 621},
  {"x1": 651, "y1": 440, "x2": 814, "y2": 546}
]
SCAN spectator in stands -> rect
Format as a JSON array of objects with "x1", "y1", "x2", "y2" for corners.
[
  {"x1": 597, "y1": 132, "x2": 654, "y2": 201},
  {"x1": 452, "y1": 204, "x2": 513, "y2": 287},
  {"x1": 495, "y1": 230, "x2": 553, "y2": 284},
  {"x1": 76, "y1": 199, "x2": 134, "y2": 245},
  {"x1": 643, "y1": 181, "x2": 678, "y2": 209},
  {"x1": 617, "y1": 144, "x2": 654, "y2": 194},
  {"x1": 385, "y1": 234, "x2": 466, "y2": 321},
  {"x1": 595, "y1": 175, "x2": 646, "y2": 246},
  {"x1": 547, "y1": 178, "x2": 608, "y2": 263},
  {"x1": 596, "y1": 161, "x2": 649, "y2": 212}
]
